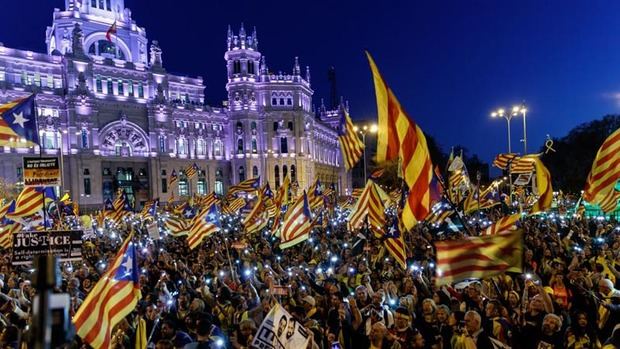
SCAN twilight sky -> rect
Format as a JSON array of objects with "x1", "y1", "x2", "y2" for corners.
[{"x1": 2, "y1": 0, "x2": 620, "y2": 165}]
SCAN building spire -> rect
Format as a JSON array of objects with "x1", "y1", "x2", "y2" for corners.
[
  {"x1": 305, "y1": 65, "x2": 311, "y2": 84},
  {"x1": 239, "y1": 22, "x2": 246, "y2": 38},
  {"x1": 293, "y1": 56, "x2": 301, "y2": 76},
  {"x1": 252, "y1": 26, "x2": 258, "y2": 49},
  {"x1": 260, "y1": 56, "x2": 268, "y2": 74},
  {"x1": 227, "y1": 24, "x2": 233, "y2": 50}
]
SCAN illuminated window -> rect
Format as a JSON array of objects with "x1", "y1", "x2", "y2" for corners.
[
  {"x1": 96, "y1": 76, "x2": 102, "y2": 92},
  {"x1": 177, "y1": 138, "x2": 187, "y2": 155},
  {"x1": 47, "y1": 75, "x2": 54, "y2": 88},
  {"x1": 213, "y1": 139, "x2": 223, "y2": 157},
  {"x1": 178, "y1": 179, "x2": 188, "y2": 196},
  {"x1": 107, "y1": 78, "x2": 113, "y2": 94},
  {"x1": 291, "y1": 165, "x2": 296, "y2": 183},
  {"x1": 34, "y1": 73, "x2": 41, "y2": 87},
  {"x1": 159, "y1": 135, "x2": 166, "y2": 153},
  {"x1": 237, "y1": 139, "x2": 244, "y2": 154},
  {"x1": 196, "y1": 138, "x2": 205, "y2": 155},
  {"x1": 138, "y1": 82, "x2": 144, "y2": 98},
  {"x1": 0, "y1": 70, "x2": 5, "y2": 81},
  {"x1": 215, "y1": 168, "x2": 224, "y2": 195},
  {"x1": 81, "y1": 129, "x2": 88, "y2": 149},
  {"x1": 251, "y1": 138, "x2": 257, "y2": 153},
  {"x1": 128, "y1": 80, "x2": 134, "y2": 96},
  {"x1": 117, "y1": 79, "x2": 124, "y2": 95}
]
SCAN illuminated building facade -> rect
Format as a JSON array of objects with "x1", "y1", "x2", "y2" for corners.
[{"x1": 0, "y1": 0, "x2": 349, "y2": 207}]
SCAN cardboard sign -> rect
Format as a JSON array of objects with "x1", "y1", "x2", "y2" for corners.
[
  {"x1": 147, "y1": 223, "x2": 160, "y2": 240},
  {"x1": 12, "y1": 230, "x2": 82, "y2": 265},
  {"x1": 23, "y1": 157, "x2": 61, "y2": 187}
]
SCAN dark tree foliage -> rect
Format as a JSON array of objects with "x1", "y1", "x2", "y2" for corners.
[{"x1": 540, "y1": 115, "x2": 620, "y2": 193}]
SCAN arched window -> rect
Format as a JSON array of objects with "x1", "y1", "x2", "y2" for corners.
[
  {"x1": 291, "y1": 165, "x2": 296, "y2": 183},
  {"x1": 288, "y1": 121, "x2": 294, "y2": 131},
  {"x1": 88, "y1": 40, "x2": 126, "y2": 60},
  {"x1": 237, "y1": 138, "x2": 244, "y2": 154},
  {"x1": 247, "y1": 61, "x2": 254, "y2": 74},
  {"x1": 280, "y1": 137, "x2": 288, "y2": 153},
  {"x1": 283, "y1": 165, "x2": 288, "y2": 179},
  {"x1": 239, "y1": 166, "x2": 246, "y2": 182},
  {"x1": 274, "y1": 165, "x2": 280, "y2": 189},
  {"x1": 196, "y1": 138, "x2": 205, "y2": 155},
  {"x1": 214, "y1": 139, "x2": 223, "y2": 157},
  {"x1": 81, "y1": 129, "x2": 88, "y2": 149},
  {"x1": 253, "y1": 166, "x2": 259, "y2": 178},
  {"x1": 233, "y1": 60, "x2": 241, "y2": 74},
  {"x1": 251, "y1": 138, "x2": 257, "y2": 153},
  {"x1": 177, "y1": 137, "x2": 187, "y2": 155},
  {"x1": 251, "y1": 121, "x2": 257, "y2": 130},
  {"x1": 236, "y1": 121, "x2": 243, "y2": 131}
]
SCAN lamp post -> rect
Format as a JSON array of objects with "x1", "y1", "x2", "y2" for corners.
[
  {"x1": 354, "y1": 123, "x2": 378, "y2": 181},
  {"x1": 490, "y1": 108, "x2": 514, "y2": 153},
  {"x1": 512, "y1": 104, "x2": 528, "y2": 154}
]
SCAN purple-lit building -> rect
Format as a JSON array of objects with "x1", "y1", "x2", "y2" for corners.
[{"x1": 0, "y1": 0, "x2": 350, "y2": 208}]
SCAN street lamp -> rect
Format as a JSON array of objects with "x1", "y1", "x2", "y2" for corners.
[
  {"x1": 356, "y1": 123, "x2": 378, "y2": 180},
  {"x1": 490, "y1": 108, "x2": 513, "y2": 153},
  {"x1": 511, "y1": 104, "x2": 528, "y2": 154}
]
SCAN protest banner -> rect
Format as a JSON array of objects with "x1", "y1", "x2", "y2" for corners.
[
  {"x1": 12, "y1": 230, "x2": 83, "y2": 265},
  {"x1": 23, "y1": 157, "x2": 61, "y2": 187},
  {"x1": 251, "y1": 303, "x2": 310, "y2": 349}
]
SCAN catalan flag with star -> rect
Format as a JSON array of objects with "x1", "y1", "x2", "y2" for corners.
[
  {"x1": 0, "y1": 95, "x2": 40, "y2": 147},
  {"x1": 435, "y1": 230, "x2": 523, "y2": 285},
  {"x1": 73, "y1": 233, "x2": 141, "y2": 349},
  {"x1": 337, "y1": 106, "x2": 364, "y2": 170}
]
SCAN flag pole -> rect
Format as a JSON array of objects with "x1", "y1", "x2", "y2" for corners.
[
  {"x1": 434, "y1": 167, "x2": 476, "y2": 236},
  {"x1": 34, "y1": 95, "x2": 49, "y2": 231}
]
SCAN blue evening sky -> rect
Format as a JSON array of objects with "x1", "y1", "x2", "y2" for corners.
[{"x1": 2, "y1": 0, "x2": 620, "y2": 164}]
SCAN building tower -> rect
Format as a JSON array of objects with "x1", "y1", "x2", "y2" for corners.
[{"x1": 224, "y1": 24, "x2": 263, "y2": 184}]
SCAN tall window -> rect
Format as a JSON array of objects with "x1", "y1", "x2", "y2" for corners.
[
  {"x1": 288, "y1": 121, "x2": 294, "y2": 131},
  {"x1": 291, "y1": 165, "x2": 296, "y2": 183},
  {"x1": 233, "y1": 60, "x2": 241, "y2": 74},
  {"x1": 128, "y1": 80, "x2": 134, "y2": 96},
  {"x1": 215, "y1": 168, "x2": 224, "y2": 195},
  {"x1": 251, "y1": 138, "x2": 257, "y2": 153},
  {"x1": 274, "y1": 165, "x2": 280, "y2": 189},
  {"x1": 196, "y1": 138, "x2": 205, "y2": 155},
  {"x1": 138, "y1": 82, "x2": 144, "y2": 98},
  {"x1": 34, "y1": 73, "x2": 41, "y2": 87},
  {"x1": 280, "y1": 137, "x2": 288, "y2": 153},
  {"x1": 81, "y1": 129, "x2": 88, "y2": 148},
  {"x1": 118, "y1": 80, "x2": 124, "y2": 95},
  {"x1": 159, "y1": 135, "x2": 166, "y2": 153},
  {"x1": 177, "y1": 138, "x2": 188, "y2": 155},
  {"x1": 214, "y1": 139, "x2": 223, "y2": 157},
  {"x1": 96, "y1": 76, "x2": 102, "y2": 92},
  {"x1": 197, "y1": 179, "x2": 206, "y2": 195},
  {"x1": 161, "y1": 178, "x2": 168, "y2": 193},
  {"x1": 105, "y1": 0, "x2": 111, "y2": 10},
  {"x1": 247, "y1": 61, "x2": 254, "y2": 74},
  {"x1": 237, "y1": 139, "x2": 244, "y2": 154},
  {"x1": 253, "y1": 166, "x2": 259, "y2": 178},
  {"x1": 43, "y1": 131, "x2": 56, "y2": 149},
  {"x1": 47, "y1": 75, "x2": 54, "y2": 88},
  {"x1": 239, "y1": 166, "x2": 245, "y2": 182},
  {"x1": 107, "y1": 78, "x2": 113, "y2": 94},
  {"x1": 273, "y1": 122, "x2": 278, "y2": 131},
  {"x1": 84, "y1": 178, "x2": 91, "y2": 195},
  {"x1": 283, "y1": 165, "x2": 288, "y2": 179},
  {"x1": 178, "y1": 179, "x2": 188, "y2": 196}
]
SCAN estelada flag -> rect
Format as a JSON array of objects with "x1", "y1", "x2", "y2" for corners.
[{"x1": 435, "y1": 230, "x2": 523, "y2": 285}]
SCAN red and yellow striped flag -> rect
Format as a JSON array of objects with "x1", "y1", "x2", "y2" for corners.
[
  {"x1": 367, "y1": 52, "x2": 433, "y2": 230},
  {"x1": 5, "y1": 187, "x2": 44, "y2": 220},
  {"x1": 483, "y1": 213, "x2": 520, "y2": 236},
  {"x1": 0, "y1": 223, "x2": 21, "y2": 249},
  {"x1": 347, "y1": 180, "x2": 385, "y2": 237},
  {"x1": 223, "y1": 197, "x2": 246, "y2": 215},
  {"x1": 337, "y1": 108, "x2": 365, "y2": 170},
  {"x1": 73, "y1": 234, "x2": 141, "y2": 348},
  {"x1": 280, "y1": 191, "x2": 313, "y2": 249},
  {"x1": 435, "y1": 230, "x2": 523, "y2": 285},
  {"x1": 529, "y1": 156, "x2": 553, "y2": 214},
  {"x1": 599, "y1": 189, "x2": 619, "y2": 213},
  {"x1": 164, "y1": 216, "x2": 189, "y2": 237},
  {"x1": 584, "y1": 128, "x2": 620, "y2": 207}
]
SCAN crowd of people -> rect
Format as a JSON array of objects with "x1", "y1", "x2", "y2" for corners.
[{"x1": 0, "y1": 205, "x2": 618, "y2": 349}]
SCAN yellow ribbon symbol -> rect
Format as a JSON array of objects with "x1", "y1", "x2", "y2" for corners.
[{"x1": 545, "y1": 135, "x2": 556, "y2": 154}]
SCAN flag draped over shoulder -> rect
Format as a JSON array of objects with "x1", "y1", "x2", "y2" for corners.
[
  {"x1": 337, "y1": 107, "x2": 365, "y2": 170},
  {"x1": 583, "y1": 128, "x2": 620, "y2": 208},
  {"x1": 435, "y1": 231, "x2": 523, "y2": 285},
  {"x1": 73, "y1": 234, "x2": 141, "y2": 349},
  {"x1": 366, "y1": 52, "x2": 433, "y2": 230},
  {"x1": 0, "y1": 95, "x2": 39, "y2": 147},
  {"x1": 280, "y1": 191, "x2": 312, "y2": 249}
]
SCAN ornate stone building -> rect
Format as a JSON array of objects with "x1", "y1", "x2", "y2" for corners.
[{"x1": 0, "y1": 0, "x2": 349, "y2": 208}]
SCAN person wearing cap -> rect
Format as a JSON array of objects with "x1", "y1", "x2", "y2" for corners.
[
  {"x1": 598, "y1": 278, "x2": 620, "y2": 340},
  {"x1": 301, "y1": 295, "x2": 320, "y2": 321},
  {"x1": 386, "y1": 306, "x2": 416, "y2": 349}
]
